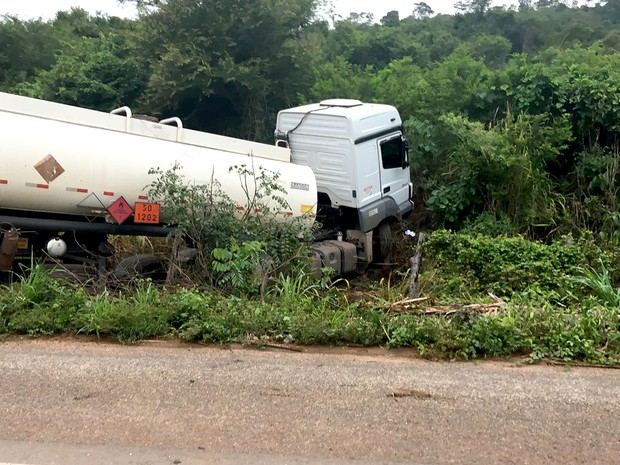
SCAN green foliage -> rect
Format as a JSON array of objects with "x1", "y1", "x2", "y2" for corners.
[
  {"x1": 0, "y1": 17, "x2": 59, "y2": 90},
  {"x1": 464, "y1": 34, "x2": 512, "y2": 69},
  {"x1": 137, "y1": 0, "x2": 320, "y2": 140},
  {"x1": 0, "y1": 265, "x2": 86, "y2": 335},
  {"x1": 76, "y1": 280, "x2": 173, "y2": 343},
  {"x1": 424, "y1": 47, "x2": 493, "y2": 119},
  {"x1": 304, "y1": 58, "x2": 372, "y2": 102},
  {"x1": 520, "y1": 304, "x2": 620, "y2": 363},
  {"x1": 370, "y1": 58, "x2": 429, "y2": 119},
  {"x1": 271, "y1": 268, "x2": 332, "y2": 302},
  {"x1": 1, "y1": 265, "x2": 619, "y2": 364},
  {"x1": 383, "y1": 303, "x2": 620, "y2": 364},
  {"x1": 148, "y1": 162, "x2": 312, "y2": 295},
  {"x1": 14, "y1": 33, "x2": 147, "y2": 110},
  {"x1": 421, "y1": 111, "x2": 572, "y2": 230},
  {"x1": 212, "y1": 240, "x2": 265, "y2": 295},
  {"x1": 570, "y1": 258, "x2": 620, "y2": 307},
  {"x1": 421, "y1": 230, "x2": 598, "y2": 298}
]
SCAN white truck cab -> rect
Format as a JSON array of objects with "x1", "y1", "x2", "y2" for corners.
[{"x1": 276, "y1": 99, "x2": 413, "y2": 234}]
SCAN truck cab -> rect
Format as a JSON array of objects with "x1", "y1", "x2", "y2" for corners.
[{"x1": 276, "y1": 99, "x2": 413, "y2": 269}]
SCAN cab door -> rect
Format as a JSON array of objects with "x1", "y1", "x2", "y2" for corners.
[{"x1": 377, "y1": 133, "x2": 411, "y2": 211}]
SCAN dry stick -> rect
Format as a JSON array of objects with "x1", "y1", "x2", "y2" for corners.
[
  {"x1": 389, "y1": 297, "x2": 430, "y2": 307},
  {"x1": 166, "y1": 235, "x2": 183, "y2": 285},
  {"x1": 264, "y1": 343, "x2": 304, "y2": 353},
  {"x1": 420, "y1": 303, "x2": 504, "y2": 315},
  {"x1": 408, "y1": 232, "x2": 426, "y2": 299},
  {"x1": 386, "y1": 297, "x2": 430, "y2": 313},
  {"x1": 544, "y1": 359, "x2": 620, "y2": 369},
  {"x1": 387, "y1": 387, "x2": 433, "y2": 399}
]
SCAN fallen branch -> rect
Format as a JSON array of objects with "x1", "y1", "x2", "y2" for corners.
[
  {"x1": 264, "y1": 343, "x2": 304, "y2": 353},
  {"x1": 387, "y1": 387, "x2": 433, "y2": 399},
  {"x1": 543, "y1": 358, "x2": 620, "y2": 369},
  {"x1": 386, "y1": 297, "x2": 430, "y2": 312},
  {"x1": 387, "y1": 300, "x2": 506, "y2": 315},
  {"x1": 420, "y1": 303, "x2": 505, "y2": 316}
]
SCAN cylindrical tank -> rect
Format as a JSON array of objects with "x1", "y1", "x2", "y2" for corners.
[{"x1": 0, "y1": 93, "x2": 317, "y2": 225}]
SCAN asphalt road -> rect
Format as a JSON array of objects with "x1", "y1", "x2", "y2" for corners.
[{"x1": 0, "y1": 338, "x2": 619, "y2": 465}]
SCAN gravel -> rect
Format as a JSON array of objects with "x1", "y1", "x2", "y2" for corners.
[{"x1": 0, "y1": 338, "x2": 619, "y2": 465}]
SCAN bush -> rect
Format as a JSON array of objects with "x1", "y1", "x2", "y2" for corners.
[
  {"x1": 0, "y1": 265, "x2": 87, "y2": 336},
  {"x1": 148, "y1": 162, "x2": 313, "y2": 296},
  {"x1": 421, "y1": 230, "x2": 604, "y2": 299}
]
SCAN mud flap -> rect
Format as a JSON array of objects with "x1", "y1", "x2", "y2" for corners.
[{"x1": 0, "y1": 227, "x2": 20, "y2": 271}]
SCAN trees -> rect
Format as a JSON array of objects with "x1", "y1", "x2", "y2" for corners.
[
  {"x1": 135, "y1": 0, "x2": 320, "y2": 140},
  {"x1": 14, "y1": 34, "x2": 147, "y2": 110},
  {"x1": 413, "y1": 2, "x2": 434, "y2": 19},
  {"x1": 2, "y1": 0, "x2": 620, "y2": 238},
  {"x1": 380, "y1": 10, "x2": 400, "y2": 27},
  {"x1": 0, "y1": 17, "x2": 59, "y2": 91},
  {"x1": 3, "y1": 9, "x2": 147, "y2": 110},
  {"x1": 454, "y1": 0, "x2": 492, "y2": 15}
]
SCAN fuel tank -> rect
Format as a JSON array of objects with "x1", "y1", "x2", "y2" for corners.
[{"x1": 0, "y1": 92, "x2": 317, "y2": 225}]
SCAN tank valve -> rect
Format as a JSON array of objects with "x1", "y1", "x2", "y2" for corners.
[{"x1": 46, "y1": 238, "x2": 67, "y2": 258}]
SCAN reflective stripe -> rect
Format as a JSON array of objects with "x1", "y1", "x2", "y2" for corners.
[
  {"x1": 26, "y1": 183, "x2": 49, "y2": 189},
  {"x1": 103, "y1": 191, "x2": 114, "y2": 196},
  {"x1": 66, "y1": 187, "x2": 89, "y2": 193},
  {"x1": 0, "y1": 180, "x2": 7, "y2": 184}
]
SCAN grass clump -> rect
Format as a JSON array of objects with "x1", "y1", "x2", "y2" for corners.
[{"x1": 0, "y1": 265, "x2": 87, "y2": 336}]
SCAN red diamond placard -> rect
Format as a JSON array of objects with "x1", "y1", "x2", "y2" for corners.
[{"x1": 107, "y1": 196, "x2": 133, "y2": 224}]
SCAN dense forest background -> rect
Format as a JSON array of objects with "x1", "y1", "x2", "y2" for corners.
[{"x1": 2, "y1": 0, "x2": 620, "y2": 241}]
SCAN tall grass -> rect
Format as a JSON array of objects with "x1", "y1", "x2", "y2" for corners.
[{"x1": 570, "y1": 259, "x2": 620, "y2": 307}]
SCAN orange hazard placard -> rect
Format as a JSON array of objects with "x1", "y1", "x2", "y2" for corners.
[{"x1": 134, "y1": 202, "x2": 161, "y2": 224}]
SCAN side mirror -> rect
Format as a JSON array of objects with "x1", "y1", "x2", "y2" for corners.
[{"x1": 402, "y1": 135, "x2": 410, "y2": 169}]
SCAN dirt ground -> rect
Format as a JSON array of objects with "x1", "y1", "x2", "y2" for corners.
[{"x1": 1, "y1": 337, "x2": 619, "y2": 465}]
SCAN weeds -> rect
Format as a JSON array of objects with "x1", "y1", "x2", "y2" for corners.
[
  {"x1": 570, "y1": 258, "x2": 620, "y2": 307},
  {"x1": 0, "y1": 265, "x2": 86, "y2": 335},
  {"x1": 1, "y1": 232, "x2": 620, "y2": 365}
]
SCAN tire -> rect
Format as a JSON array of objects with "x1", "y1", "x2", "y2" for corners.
[
  {"x1": 177, "y1": 248, "x2": 198, "y2": 264},
  {"x1": 373, "y1": 222, "x2": 393, "y2": 263},
  {"x1": 113, "y1": 254, "x2": 168, "y2": 281}
]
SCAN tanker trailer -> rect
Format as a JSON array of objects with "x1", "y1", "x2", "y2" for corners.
[
  {"x1": 0, "y1": 91, "x2": 316, "y2": 276},
  {"x1": 0, "y1": 93, "x2": 412, "y2": 278}
]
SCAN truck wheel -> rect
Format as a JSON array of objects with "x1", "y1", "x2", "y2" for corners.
[
  {"x1": 177, "y1": 248, "x2": 198, "y2": 264},
  {"x1": 373, "y1": 223, "x2": 393, "y2": 262},
  {"x1": 113, "y1": 254, "x2": 168, "y2": 281}
]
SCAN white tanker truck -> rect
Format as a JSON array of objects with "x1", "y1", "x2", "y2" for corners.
[{"x1": 0, "y1": 92, "x2": 413, "y2": 278}]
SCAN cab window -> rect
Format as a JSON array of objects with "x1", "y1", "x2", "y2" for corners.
[{"x1": 380, "y1": 136, "x2": 404, "y2": 169}]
